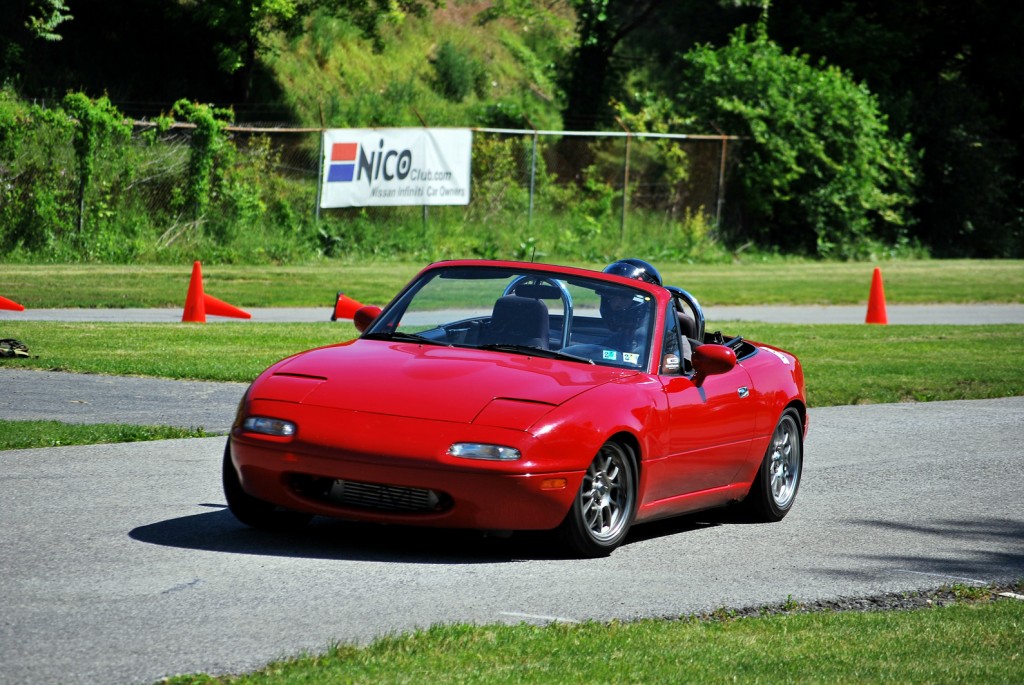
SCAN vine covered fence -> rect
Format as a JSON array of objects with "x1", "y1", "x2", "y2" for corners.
[{"x1": 0, "y1": 104, "x2": 741, "y2": 263}]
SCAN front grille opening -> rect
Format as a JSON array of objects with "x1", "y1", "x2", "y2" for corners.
[{"x1": 288, "y1": 474, "x2": 452, "y2": 514}]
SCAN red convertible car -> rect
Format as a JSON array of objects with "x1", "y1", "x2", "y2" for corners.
[{"x1": 224, "y1": 259, "x2": 806, "y2": 556}]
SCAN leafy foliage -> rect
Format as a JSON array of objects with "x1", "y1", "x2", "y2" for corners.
[
  {"x1": 766, "y1": 0, "x2": 1024, "y2": 258},
  {"x1": 170, "y1": 100, "x2": 235, "y2": 221},
  {"x1": 0, "y1": 90, "x2": 72, "y2": 254},
  {"x1": 24, "y1": 0, "x2": 72, "y2": 42},
  {"x1": 429, "y1": 41, "x2": 486, "y2": 103},
  {"x1": 676, "y1": 26, "x2": 918, "y2": 258},
  {"x1": 61, "y1": 92, "x2": 131, "y2": 234}
]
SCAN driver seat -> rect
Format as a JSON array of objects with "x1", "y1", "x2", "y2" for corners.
[{"x1": 481, "y1": 295, "x2": 550, "y2": 349}]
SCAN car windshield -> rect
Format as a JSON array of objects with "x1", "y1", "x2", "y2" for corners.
[{"x1": 364, "y1": 265, "x2": 656, "y2": 370}]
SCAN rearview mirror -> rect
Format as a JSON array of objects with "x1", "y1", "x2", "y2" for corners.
[
  {"x1": 353, "y1": 305, "x2": 382, "y2": 333},
  {"x1": 691, "y1": 344, "x2": 737, "y2": 387}
]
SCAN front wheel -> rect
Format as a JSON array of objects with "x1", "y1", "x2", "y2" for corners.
[
  {"x1": 558, "y1": 441, "x2": 638, "y2": 557},
  {"x1": 222, "y1": 441, "x2": 312, "y2": 531},
  {"x1": 742, "y1": 409, "x2": 803, "y2": 522}
]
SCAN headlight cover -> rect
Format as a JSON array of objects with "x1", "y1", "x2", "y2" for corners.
[
  {"x1": 447, "y1": 442, "x2": 521, "y2": 461},
  {"x1": 242, "y1": 416, "x2": 296, "y2": 437}
]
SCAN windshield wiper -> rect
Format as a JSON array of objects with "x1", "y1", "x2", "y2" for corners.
[
  {"x1": 363, "y1": 331, "x2": 444, "y2": 345},
  {"x1": 476, "y1": 343, "x2": 595, "y2": 364}
]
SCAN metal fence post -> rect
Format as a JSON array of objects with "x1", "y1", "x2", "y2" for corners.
[
  {"x1": 621, "y1": 130, "x2": 632, "y2": 243},
  {"x1": 315, "y1": 130, "x2": 324, "y2": 222},
  {"x1": 528, "y1": 131, "x2": 538, "y2": 231},
  {"x1": 715, "y1": 135, "x2": 728, "y2": 227}
]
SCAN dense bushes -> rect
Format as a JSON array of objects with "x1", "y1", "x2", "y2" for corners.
[
  {"x1": 0, "y1": 91, "x2": 323, "y2": 263},
  {"x1": 674, "y1": 27, "x2": 919, "y2": 259}
]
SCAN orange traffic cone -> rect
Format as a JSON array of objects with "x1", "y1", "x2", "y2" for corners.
[
  {"x1": 182, "y1": 262, "x2": 207, "y2": 322},
  {"x1": 865, "y1": 267, "x2": 888, "y2": 325},
  {"x1": 0, "y1": 295, "x2": 25, "y2": 311},
  {"x1": 181, "y1": 261, "x2": 251, "y2": 322},
  {"x1": 204, "y1": 293, "x2": 251, "y2": 320},
  {"x1": 330, "y1": 291, "x2": 365, "y2": 321}
]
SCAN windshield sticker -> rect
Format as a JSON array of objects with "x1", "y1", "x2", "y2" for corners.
[
  {"x1": 623, "y1": 352, "x2": 640, "y2": 365},
  {"x1": 603, "y1": 350, "x2": 618, "y2": 361}
]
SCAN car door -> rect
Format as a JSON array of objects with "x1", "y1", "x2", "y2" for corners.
[{"x1": 645, "y1": 311, "x2": 756, "y2": 502}]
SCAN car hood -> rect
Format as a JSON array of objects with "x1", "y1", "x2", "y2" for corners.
[{"x1": 257, "y1": 339, "x2": 637, "y2": 423}]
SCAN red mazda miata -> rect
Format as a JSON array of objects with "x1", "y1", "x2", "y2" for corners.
[{"x1": 224, "y1": 260, "x2": 807, "y2": 556}]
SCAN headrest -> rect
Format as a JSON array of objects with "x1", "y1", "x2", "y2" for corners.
[{"x1": 513, "y1": 284, "x2": 562, "y2": 300}]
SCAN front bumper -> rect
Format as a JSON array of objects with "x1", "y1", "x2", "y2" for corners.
[{"x1": 228, "y1": 401, "x2": 584, "y2": 531}]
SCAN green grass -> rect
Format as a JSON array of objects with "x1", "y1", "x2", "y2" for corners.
[
  {"x1": 165, "y1": 598, "x2": 1024, "y2": 684},
  {"x1": 0, "y1": 321, "x2": 355, "y2": 382},
  {"x1": 2, "y1": 321, "x2": 1022, "y2": 407},
  {"x1": 1, "y1": 259, "x2": 1022, "y2": 309},
  {"x1": 735, "y1": 323, "x2": 1024, "y2": 405},
  {"x1": 0, "y1": 419, "x2": 213, "y2": 450}
]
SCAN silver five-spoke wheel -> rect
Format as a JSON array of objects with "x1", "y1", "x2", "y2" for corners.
[
  {"x1": 559, "y1": 441, "x2": 637, "y2": 557},
  {"x1": 768, "y1": 414, "x2": 800, "y2": 510},
  {"x1": 743, "y1": 409, "x2": 803, "y2": 522}
]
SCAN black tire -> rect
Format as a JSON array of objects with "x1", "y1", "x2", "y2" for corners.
[
  {"x1": 222, "y1": 441, "x2": 313, "y2": 531},
  {"x1": 558, "y1": 441, "x2": 638, "y2": 557},
  {"x1": 742, "y1": 409, "x2": 803, "y2": 522}
]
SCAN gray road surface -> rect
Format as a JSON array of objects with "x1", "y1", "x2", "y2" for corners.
[
  {"x1": 1, "y1": 397, "x2": 1023, "y2": 685},
  {"x1": 0, "y1": 369, "x2": 246, "y2": 432}
]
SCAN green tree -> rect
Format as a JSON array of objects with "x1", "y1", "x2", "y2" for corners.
[
  {"x1": 767, "y1": 0, "x2": 1024, "y2": 256},
  {"x1": 0, "y1": 0, "x2": 73, "y2": 84},
  {"x1": 184, "y1": 0, "x2": 442, "y2": 101},
  {"x1": 676, "y1": 26, "x2": 917, "y2": 257},
  {"x1": 25, "y1": 0, "x2": 73, "y2": 41},
  {"x1": 560, "y1": 0, "x2": 669, "y2": 130}
]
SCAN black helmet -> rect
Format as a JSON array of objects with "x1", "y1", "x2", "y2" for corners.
[
  {"x1": 602, "y1": 258, "x2": 662, "y2": 286},
  {"x1": 600, "y1": 287, "x2": 649, "y2": 331}
]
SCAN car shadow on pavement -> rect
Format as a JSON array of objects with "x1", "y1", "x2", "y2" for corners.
[
  {"x1": 813, "y1": 517, "x2": 1024, "y2": 584},
  {"x1": 130, "y1": 505, "x2": 569, "y2": 564},
  {"x1": 129, "y1": 503, "x2": 739, "y2": 563}
]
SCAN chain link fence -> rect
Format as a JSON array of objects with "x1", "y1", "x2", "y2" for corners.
[
  {"x1": 1, "y1": 117, "x2": 741, "y2": 262},
  {"x1": 222, "y1": 125, "x2": 741, "y2": 232}
]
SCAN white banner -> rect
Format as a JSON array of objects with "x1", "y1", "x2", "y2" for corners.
[{"x1": 319, "y1": 128, "x2": 472, "y2": 208}]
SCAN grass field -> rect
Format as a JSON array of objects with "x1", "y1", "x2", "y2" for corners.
[
  {"x1": 2, "y1": 321, "x2": 1021, "y2": 407},
  {"x1": 0, "y1": 420, "x2": 211, "y2": 449},
  {"x1": 167, "y1": 596, "x2": 1024, "y2": 684}
]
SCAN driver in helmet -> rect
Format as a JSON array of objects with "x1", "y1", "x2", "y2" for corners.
[
  {"x1": 600, "y1": 259, "x2": 661, "y2": 355},
  {"x1": 601, "y1": 259, "x2": 693, "y2": 372}
]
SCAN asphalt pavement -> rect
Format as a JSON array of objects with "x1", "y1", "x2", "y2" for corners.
[
  {"x1": 0, "y1": 369, "x2": 246, "y2": 432},
  {"x1": 1, "y1": 397, "x2": 1022, "y2": 685}
]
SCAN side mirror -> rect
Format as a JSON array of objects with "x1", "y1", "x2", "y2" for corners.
[
  {"x1": 353, "y1": 305, "x2": 382, "y2": 333},
  {"x1": 691, "y1": 344, "x2": 736, "y2": 387}
]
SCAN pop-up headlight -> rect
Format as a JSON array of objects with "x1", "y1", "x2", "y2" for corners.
[
  {"x1": 447, "y1": 443, "x2": 521, "y2": 461},
  {"x1": 242, "y1": 416, "x2": 296, "y2": 437}
]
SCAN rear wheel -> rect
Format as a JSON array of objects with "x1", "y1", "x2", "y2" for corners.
[
  {"x1": 222, "y1": 441, "x2": 312, "y2": 531},
  {"x1": 558, "y1": 441, "x2": 638, "y2": 557},
  {"x1": 742, "y1": 410, "x2": 802, "y2": 521}
]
